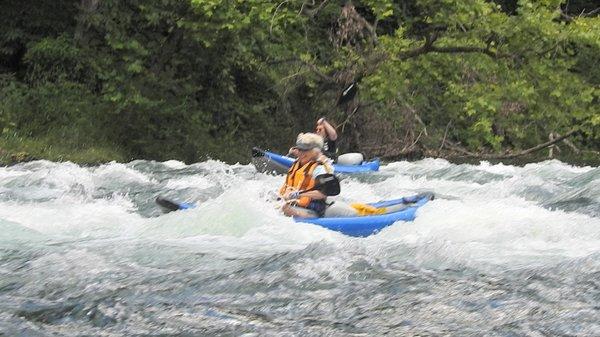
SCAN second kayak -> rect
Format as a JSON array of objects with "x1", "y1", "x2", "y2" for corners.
[{"x1": 252, "y1": 147, "x2": 380, "y2": 174}]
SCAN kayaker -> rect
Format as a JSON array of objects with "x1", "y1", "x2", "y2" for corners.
[
  {"x1": 287, "y1": 117, "x2": 338, "y2": 160},
  {"x1": 317, "y1": 117, "x2": 368, "y2": 166},
  {"x1": 315, "y1": 117, "x2": 338, "y2": 160},
  {"x1": 280, "y1": 133, "x2": 335, "y2": 218},
  {"x1": 279, "y1": 134, "x2": 412, "y2": 219}
]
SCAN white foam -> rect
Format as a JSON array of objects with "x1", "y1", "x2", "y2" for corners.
[
  {"x1": 164, "y1": 176, "x2": 214, "y2": 190},
  {"x1": 162, "y1": 160, "x2": 187, "y2": 169},
  {"x1": 374, "y1": 197, "x2": 600, "y2": 268},
  {"x1": 1, "y1": 158, "x2": 598, "y2": 270},
  {"x1": 0, "y1": 196, "x2": 142, "y2": 239},
  {"x1": 93, "y1": 162, "x2": 154, "y2": 185}
]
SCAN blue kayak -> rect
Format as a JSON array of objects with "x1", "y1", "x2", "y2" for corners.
[
  {"x1": 295, "y1": 193, "x2": 433, "y2": 237},
  {"x1": 252, "y1": 148, "x2": 380, "y2": 174},
  {"x1": 156, "y1": 193, "x2": 433, "y2": 237}
]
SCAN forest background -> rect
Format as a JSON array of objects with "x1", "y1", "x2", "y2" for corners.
[{"x1": 1, "y1": 0, "x2": 598, "y2": 165}]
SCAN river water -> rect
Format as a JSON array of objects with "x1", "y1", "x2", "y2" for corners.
[{"x1": 0, "y1": 159, "x2": 598, "y2": 336}]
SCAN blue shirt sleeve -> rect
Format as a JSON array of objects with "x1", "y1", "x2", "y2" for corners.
[{"x1": 313, "y1": 164, "x2": 333, "y2": 176}]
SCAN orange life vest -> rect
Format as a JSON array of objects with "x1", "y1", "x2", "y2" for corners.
[{"x1": 279, "y1": 160, "x2": 320, "y2": 207}]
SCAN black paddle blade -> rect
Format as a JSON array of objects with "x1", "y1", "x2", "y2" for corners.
[
  {"x1": 337, "y1": 81, "x2": 358, "y2": 106},
  {"x1": 314, "y1": 173, "x2": 340, "y2": 196},
  {"x1": 401, "y1": 192, "x2": 435, "y2": 204},
  {"x1": 252, "y1": 147, "x2": 265, "y2": 158},
  {"x1": 155, "y1": 196, "x2": 181, "y2": 213}
]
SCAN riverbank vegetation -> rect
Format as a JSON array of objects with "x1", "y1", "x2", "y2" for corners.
[{"x1": 1, "y1": 0, "x2": 598, "y2": 165}]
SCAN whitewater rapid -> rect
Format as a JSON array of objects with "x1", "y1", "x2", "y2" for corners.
[{"x1": 0, "y1": 159, "x2": 598, "y2": 335}]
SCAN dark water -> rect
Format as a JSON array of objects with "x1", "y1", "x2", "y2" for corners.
[{"x1": 0, "y1": 159, "x2": 598, "y2": 336}]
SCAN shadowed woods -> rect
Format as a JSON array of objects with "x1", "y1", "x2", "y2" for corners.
[{"x1": 0, "y1": 0, "x2": 598, "y2": 165}]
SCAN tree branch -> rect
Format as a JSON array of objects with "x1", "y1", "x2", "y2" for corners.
[
  {"x1": 559, "y1": 7, "x2": 600, "y2": 23},
  {"x1": 268, "y1": 58, "x2": 336, "y2": 82},
  {"x1": 271, "y1": 0, "x2": 291, "y2": 35},
  {"x1": 429, "y1": 45, "x2": 511, "y2": 58},
  {"x1": 351, "y1": 27, "x2": 511, "y2": 63},
  {"x1": 397, "y1": 33, "x2": 512, "y2": 60},
  {"x1": 301, "y1": 0, "x2": 330, "y2": 18},
  {"x1": 438, "y1": 121, "x2": 452, "y2": 152},
  {"x1": 449, "y1": 129, "x2": 579, "y2": 159}
]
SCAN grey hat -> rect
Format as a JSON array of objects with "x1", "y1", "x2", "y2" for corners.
[{"x1": 293, "y1": 133, "x2": 324, "y2": 150}]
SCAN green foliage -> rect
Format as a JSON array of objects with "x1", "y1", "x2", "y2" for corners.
[
  {"x1": 361, "y1": 0, "x2": 599, "y2": 151},
  {"x1": 0, "y1": 0, "x2": 598, "y2": 164},
  {"x1": 0, "y1": 74, "x2": 22, "y2": 135},
  {"x1": 23, "y1": 36, "x2": 91, "y2": 84},
  {"x1": 0, "y1": 133, "x2": 126, "y2": 165},
  {"x1": 0, "y1": 0, "x2": 78, "y2": 75}
]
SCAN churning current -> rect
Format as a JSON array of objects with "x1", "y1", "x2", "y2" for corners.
[{"x1": 0, "y1": 159, "x2": 599, "y2": 336}]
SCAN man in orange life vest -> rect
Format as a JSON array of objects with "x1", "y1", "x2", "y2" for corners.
[{"x1": 280, "y1": 133, "x2": 335, "y2": 218}]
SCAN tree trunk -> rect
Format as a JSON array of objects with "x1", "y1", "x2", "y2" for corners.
[{"x1": 75, "y1": 0, "x2": 100, "y2": 45}]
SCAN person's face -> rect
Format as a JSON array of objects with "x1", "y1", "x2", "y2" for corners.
[
  {"x1": 297, "y1": 148, "x2": 317, "y2": 163},
  {"x1": 315, "y1": 125, "x2": 326, "y2": 137}
]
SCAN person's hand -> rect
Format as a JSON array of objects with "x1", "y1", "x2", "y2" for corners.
[
  {"x1": 283, "y1": 190, "x2": 301, "y2": 200},
  {"x1": 287, "y1": 147, "x2": 299, "y2": 157},
  {"x1": 317, "y1": 154, "x2": 330, "y2": 163},
  {"x1": 317, "y1": 117, "x2": 326, "y2": 125}
]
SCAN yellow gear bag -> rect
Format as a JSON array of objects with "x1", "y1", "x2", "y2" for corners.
[{"x1": 350, "y1": 203, "x2": 387, "y2": 216}]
